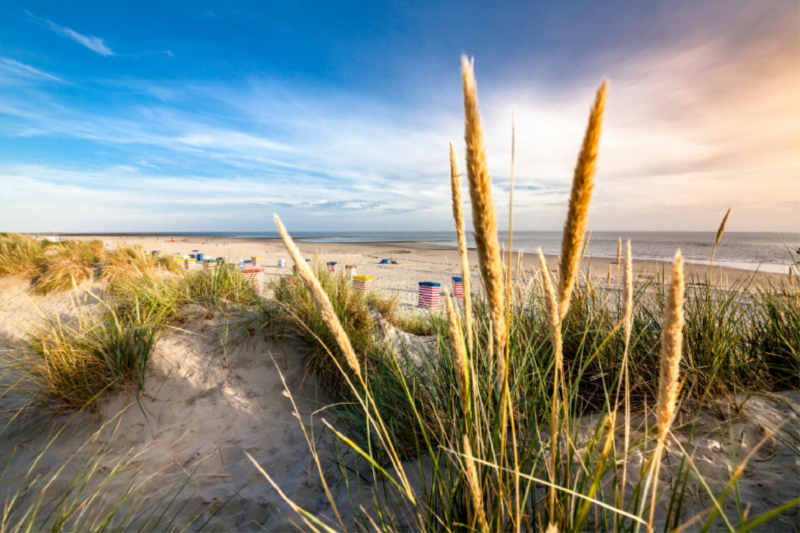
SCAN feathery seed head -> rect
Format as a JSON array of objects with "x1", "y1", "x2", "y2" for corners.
[
  {"x1": 462, "y1": 435, "x2": 487, "y2": 531},
  {"x1": 538, "y1": 248, "x2": 563, "y2": 364},
  {"x1": 461, "y1": 55, "x2": 506, "y2": 384},
  {"x1": 656, "y1": 249, "x2": 685, "y2": 444},
  {"x1": 581, "y1": 231, "x2": 593, "y2": 260},
  {"x1": 623, "y1": 240, "x2": 633, "y2": 342},
  {"x1": 716, "y1": 208, "x2": 732, "y2": 245},
  {"x1": 557, "y1": 80, "x2": 608, "y2": 321},
  {"x1": 445, "y1": 291, "x2": 470, "y2": 414},
  {"x1": 449, "y1": 142, "x2": 474, "y2": 352},
  {"x1": 274, "y1": 214, "x2": 361, "y2": 376}
]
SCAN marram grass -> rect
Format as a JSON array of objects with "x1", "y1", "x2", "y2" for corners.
[
  {"x1": 3, "y1": 56, "x2": 800, "y2": 533},
  {"x1": 257, "y1": 57, "x2": 799, "y2": 533},
  {"x1": 449, "y1": 141, "x2": 474, "y2": 353},
  {"x1": 462, "y1": 54, "x2": 506, "y2": 392}
]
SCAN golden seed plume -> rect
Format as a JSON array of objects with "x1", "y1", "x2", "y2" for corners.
[
  {"x1": 716, "y1": 208, "x2": 732, "y2": 245},
  {"x1": 462, "y1": 435, "x2": 488, "y2": 531},
  {"x1": 274, "y1": 215, "x2": 361, "y2": 376},
  {"x1": 606, "y1": 263, "x2": 612, "y2": 290},
  {"x1": 617, "y1": 240, "x2": 634, "y2": 512},
  {"x1": 506, "y1": 107, "x2": 515, "y2": 376},
  {"x1": 656, "y1": 249, "x2": 684, "y2": 444},
  {"x1": 539, "y1": 246, "x2": 563, "y2": 518},
  {"x1": 557, "y1": 81, "x2": 608, "y2": 322},
  {"x1": 649, "y1": 249, "x2": 685, "y2": 529},
  {"x1": 623, "y1": 241, "x2": 633, "y2": 343},
  {"x1": 450, "y1": 142, "x2": 474, "y2": 353},
  {"x1": 538, "y1": 249, "x2": 561, "y2": 355},
  {"x1": 445, "y1": 291, "x2": 470, "y2": 415},
  {"x1": 616, "y1": 238, "x2": 622, "y2": 265},
  {"x1": 548, "y1": 80, "x2": 607, "y2": 520},
  {"x1": 461, "y1": 55, "x2": 506, "y2": 388},
  {"x1": 581, "y1": 230, "x2": 593, "y2": 260}
]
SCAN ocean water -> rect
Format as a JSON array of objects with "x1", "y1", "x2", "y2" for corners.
[{"x1": 193, "y1": 231, "x2": 799, "y2": 273}]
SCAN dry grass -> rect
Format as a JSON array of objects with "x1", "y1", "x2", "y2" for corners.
[
  {"x1": 249, "y1": 58, "x2": 800, "y2": 533},
  {"x1": 34, "y1": 254, "x2": 95, "y2": 294},
  {"x1": 449, "y1": 141, "x2": 473, "y2": 353},
  {"x1": 100, "y1": 246, "x2": 158, "y2": 286},
  {"x1": 462, "y1": 434, "x2": 487, "y2": 531},
  {"x1": 274, "y1": 215, "x2": 360, "y2": 376},
  {"x1": 581, "y1": 230, "x2": 592, "y2": 260},
  {"x1": 0, "y1": 233, "x2": 44, "y2": 276},
  {"x1": 557, "y1": 81, "x2": 607, "y2": 322},
  {"x1": 617, "y1": 239, "x2": 634, "y2": 509},
  {"x1": 716, "y1": 207, "x2": 732, "y2": 245},
  {"x1": 548, "y1": 79, "x2": 607, "y2": 516},
  {"x1": 33, "y1": 241, "x2": 105, "y2": 294},
  {"x1": 4, "y1": 238, "x2": 185, "y2": 295},
  {"x1": 537, "y1": 249, "x2": 561, "y2": 362},
  {"x1": 461, "y1": 55, "x2": 506, "y2": 389},
  {"x1": 654, "y1": 250, "x2": 685, "y2": 444},
  {"x1": 648, "y1": 249, "x2": 685, "y2": 528},
  {"x1": 11, "y1": 303, "x2": 157, "y2": 409},
  {"x1": 444, "y1": 291, "x2": 469, "y2": 417}
]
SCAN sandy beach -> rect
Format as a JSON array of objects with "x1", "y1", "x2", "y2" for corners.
[{"x1": 63, "y1": 234, "x2": 789, "y2": 310}]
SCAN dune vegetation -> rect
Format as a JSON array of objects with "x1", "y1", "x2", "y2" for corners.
[
  {"x1": 247, "y1": 59, "x2": 800, "y2": 532},
  {"x1": 1, "y1": 59, "x2": 799, "y2": 531}
]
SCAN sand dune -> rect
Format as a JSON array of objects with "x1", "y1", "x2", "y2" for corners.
[{"x1": 0, "y1": 244, "x2": 797, "y2": 531}]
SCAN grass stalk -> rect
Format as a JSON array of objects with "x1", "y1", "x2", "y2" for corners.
[
  {"x1": 647, "y1": 250, "x2": 685, "y2": 530},
  {"x1": 449, "y1": 142, "x2": 474, "y2": 353},
  {"x1": 274, "y1": 214, "x2": 360, "y2": 376},
  {"x1": 710, "y1": 207, "x2": 732, "y2": 265},
  {"x1": 461, "y1": 54, "x2": 506, "y2": 392},
  {"x1": 550, "y1": 79, "x2": 607, "y2": 522}
]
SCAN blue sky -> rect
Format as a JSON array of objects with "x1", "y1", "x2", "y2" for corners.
[{"x1": 0, "y1": 1, "x2": 798, "y2": 233}]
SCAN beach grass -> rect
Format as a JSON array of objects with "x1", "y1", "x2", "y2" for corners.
[
  {"x1": 0, "y1": 233, "x2": 44, "y2": 276},
  {"x1": 4, "y1": 257, "x2": 264, "y2": 411},
  {"x1": 0, "y1": 410, "x2": 231, "y2": 533},
  {"x1": 1, "y1": 63, "x2": 800, "y2": 532},
  {"x1": 8, "y1": 297, "x2": 157, "y2": 409},
  {"x1": 265, "y1": 263, "x2": 387, "y2": 397},
  {"x1": 252, "y1": 59, "x2": 800, "y2": 532}
]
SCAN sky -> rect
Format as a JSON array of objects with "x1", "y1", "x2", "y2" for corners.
[{"x1": 0, "y1": 0, "x2": 798, "y2": 233}]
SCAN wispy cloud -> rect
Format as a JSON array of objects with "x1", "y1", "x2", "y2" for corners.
[
  {"x1": 1, "y1": 3, "x2": 797, "y2": 233},
  {"x1": 29, "y1": 12, "x2": 115, "y2": 56},
  {"x1": 0, "y1": 58, "x2": 62, "y2": 83}
]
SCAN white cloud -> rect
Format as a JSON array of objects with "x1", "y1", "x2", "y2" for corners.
[
  {"x1": 0, "y1": 58, "x2": 63, "y2": 83},
  {"x1": 0, "y1": 12, "x2": 797, "y2": 233},
  {"x1": 46, "y1": 20, "x2": 114, "y2": 56},
  {"x1": 0, "y1": 165, "x2": 439, "y2": 232}
]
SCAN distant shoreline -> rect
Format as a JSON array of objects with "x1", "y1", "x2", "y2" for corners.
[
  {"x1": 47, "y1": 233, "x2": 795, "y2": 277},
  {"x1": 45, "y1": 232, "x2": 798, "y2": 275}
]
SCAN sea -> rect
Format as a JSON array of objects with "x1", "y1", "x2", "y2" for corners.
[{"x1": 170, "y1": 231, "x2": 800, "y2": 274}]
